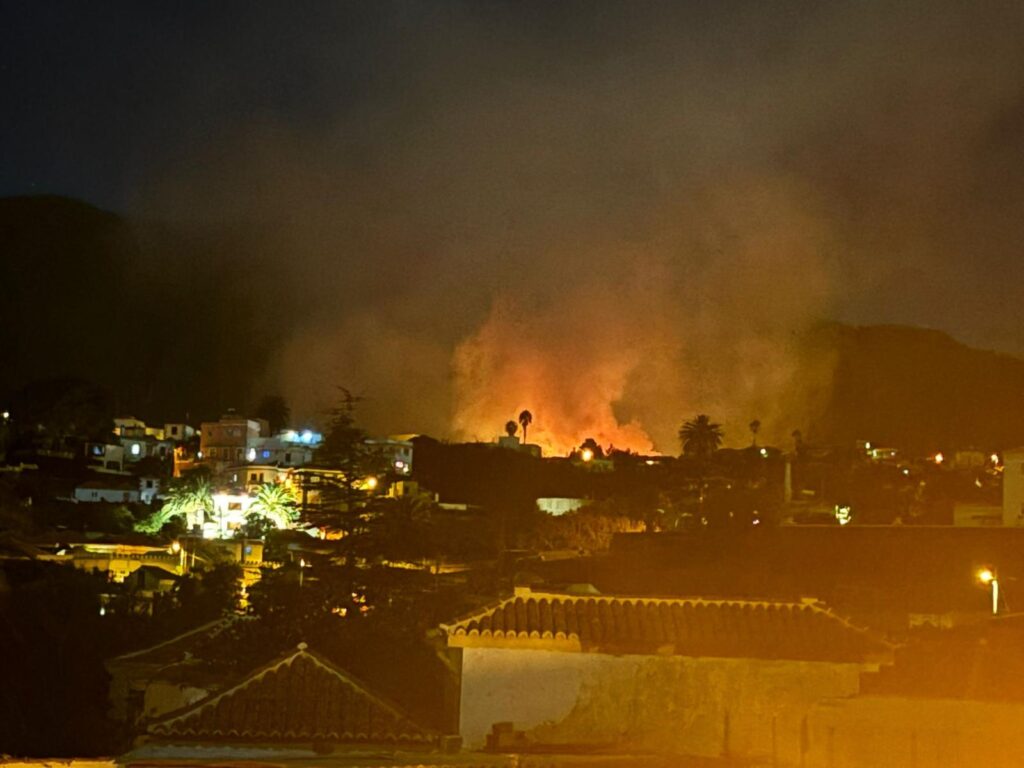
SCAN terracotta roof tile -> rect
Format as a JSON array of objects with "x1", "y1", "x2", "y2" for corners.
[
  {"x1": 149, "y1": 644, "x2": 437, "y2": 745},
  {"x1": 442, "y1": 588, "x2": 891, "y2": 663}
]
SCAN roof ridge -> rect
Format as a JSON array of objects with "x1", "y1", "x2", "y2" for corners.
[
  {"x1": 802, "y1": 601, "x2": 898, "y2": 650},
  {"x1": 441, "y1": 589, "x2": 823, "y2": 632},
  {"x1": 112, "y1": 617, "x2": 232, "y2": 662}
]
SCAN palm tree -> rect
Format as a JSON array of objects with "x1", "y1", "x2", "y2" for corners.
[
  {"x1": 136, "y1": 475, "x2": 213, "y2": 533},
  {"x1": 679, "y1": 415, "x2": 724, "y2": 509},
  {"x1": 248, "y1": 482, "x2": 299, "y2": 529},
  {"x1": 749, "y1": 419, "x2": 761, "y2": 447},
  {"x1": 518, "y1": 410, "x2": 533, "y2": 444},
  {"x1": 679, "y1": 414, "x2": 724, "y2": 461},
  {"x1": 504, "y1": 420, "x2": 518, "y2": 438}
]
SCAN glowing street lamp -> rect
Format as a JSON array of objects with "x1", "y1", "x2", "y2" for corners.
[
  {"x1": 978, "y1": 567, "x2": 999, "y2": 615},
  {"x1": 934, "y1": 452, "x2": 944, "y2": 465},
  {"x1": 580, "y1": 448, "x2": 594, "y2": 463}
]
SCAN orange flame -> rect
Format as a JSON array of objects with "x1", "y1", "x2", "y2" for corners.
[{"x1": 451, "y1": 296, "x2": 656, "y2": 456}]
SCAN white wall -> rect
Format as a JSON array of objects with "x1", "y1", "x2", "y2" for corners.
[
  {"x1": 74, "y1": 487, "x2": 140, "y2": 503},
  {"x1": 459, "y1": 646, "x2": 867, "y2": 762}
]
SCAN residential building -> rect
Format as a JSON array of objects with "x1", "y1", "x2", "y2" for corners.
[
  {"x1": 367, "y1": 436, "x2": 414, "y2": 475},
  {"x1": 122, "y1": 643, "x2": 445, "y2": 762},
  {"x1": 84, "y1": 441, "x2": 126, "y2": 472},
  {"x1": 249, "y1": 432, "x2": 317, "y2": 466},
  {"x1": 74, "y1": 476, "x2": 161, "y2": 504},
  {"x1": 442, "y1": 586, "x2": 892, "y2": 761},
  {"x1": 199, "y1": 412, "x2": 267, "y2": 468},
  {"x1": 163, "y1": 422, "x2": 195, "y2": 442}
]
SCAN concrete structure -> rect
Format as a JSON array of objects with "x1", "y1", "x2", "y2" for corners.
[
  {"x1": 1002, "y1": 447, "x2": 1024, "y2": 526},
  {"x1": 442, "y1": 587, "x2": 891, "y2": 762},
  {"x1": 953, "y1": 502, "x2": 1002, "y2": 527},
  {"x1": 163, "y1": 422, "x2": 195, "y2": 442},
  {"x1": 204, "y1": 491, "x2": 256, "y2": 538},
  {"x1": 37, "y1": 540, "x2": 185, "y2": 583},
  {"x1": 74, "y1": 479, "x2": 141, "y2": 504},
  {"x1": 199, "y1": 413, "x2": 267, "y2": 467},
  {"x1": 249, "y1": 432, "x2": 316, "y2": 466},
  {"x1": 74, "y1": 476, "x2": 160, "y2": 504},
  {"x1": 84, "y1": 441, "x2": 126, "y2": 472},
  {"x1": 367, "y1": 437, "x2": 414, "y2": 475}
]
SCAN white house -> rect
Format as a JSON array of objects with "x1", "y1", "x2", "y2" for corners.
[{"x1": 442, "y1": 587, "x2": 892, "y2": 762}]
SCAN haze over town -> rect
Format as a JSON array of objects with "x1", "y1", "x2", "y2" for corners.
[{"x1": 4, "y1": 2, "x2": 1024, "y2": 767}]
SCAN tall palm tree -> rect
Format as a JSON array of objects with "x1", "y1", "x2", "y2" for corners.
[
  {"x1": 679, "y1": 415, "x2": 723, "y2": 509},
  {"x1": 248, "y1": 482, "x2": 299, "y2": 529},
  {"x1": 749, "y1": 419, "x2": 761, "y2": 447},
  {"x1": 679, "y1": 414, "x2": 724, "y2": 461},
  {"x1": 518, "y1": 410, "x2": 533, "y2": 444}
]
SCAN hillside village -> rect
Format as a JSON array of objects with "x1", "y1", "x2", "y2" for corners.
[{"x1": 3, "y1": 383, "x2": 1024, "y2": 766}]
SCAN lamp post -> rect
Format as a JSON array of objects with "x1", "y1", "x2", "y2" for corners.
[{"x1": 978, "y1": 567, "x2": 999, "y2": 615}]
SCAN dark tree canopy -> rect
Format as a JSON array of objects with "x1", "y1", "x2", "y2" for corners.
[
  {"x1": 679, "y1": 414, "x2": 724, "y2": 462},
  {"x1": 254, "y1": 394, "x2": 290, "y2": 434},
  {"x1": 9, "y1": 377, "x2": 113, "y2": 446}
]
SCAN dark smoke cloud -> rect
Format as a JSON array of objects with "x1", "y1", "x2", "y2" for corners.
[{"x1": 125, "y1": 1, "x2": 1024, "y2": 450}]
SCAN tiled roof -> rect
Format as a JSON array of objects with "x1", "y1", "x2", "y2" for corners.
[
  {"x1": 109, "y1": 617, "x2": 239, "y2": 667},
  {"x1": 149, "y1": 643, "x2": 437, "y2": 745},
  {"x1": 442, "y1": 587, "x2": 891, "y2": 663}
]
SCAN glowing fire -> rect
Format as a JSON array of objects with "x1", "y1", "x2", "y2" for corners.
[{"x1": 451, "y1": 297, "x2": 656, "y2": 456}]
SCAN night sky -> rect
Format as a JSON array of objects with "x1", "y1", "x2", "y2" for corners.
[{"x1": 4, "y1": 1, "x2": 1024, "y2": 451}]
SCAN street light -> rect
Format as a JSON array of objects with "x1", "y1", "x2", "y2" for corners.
[
  {"x1": 581, "y1": 448, "x2": 594, "y2": 463},
  {"x1": 978, "y1": 567, "x2": 999, "y2": 615}
]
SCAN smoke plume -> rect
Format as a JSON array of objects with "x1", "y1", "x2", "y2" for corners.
[{"x1": 113, "y1": 1, "x2": 1024, "y2": 450}]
